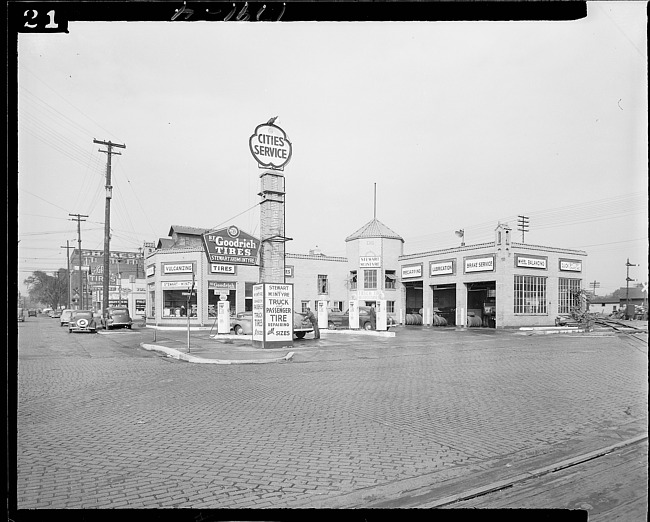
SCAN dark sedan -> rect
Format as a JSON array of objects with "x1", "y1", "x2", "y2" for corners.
[
  {"x1": 102, "y1": 307, "x2": 133, "y2": 330},
  {"x1": 68, "y1": 310, "x2": 98, "y2": 333}
]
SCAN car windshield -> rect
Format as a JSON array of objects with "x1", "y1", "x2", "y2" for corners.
[
  {"x1": 110, "y1": 309, "x2": 129, "y2": 315},
  {"x1": 74, "y1": 312, "x2": 93, "y2": 319}
]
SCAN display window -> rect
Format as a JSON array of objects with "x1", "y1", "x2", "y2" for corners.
[
  {"x1": 208, "y1": 292, "x2": 235, "y2": 317},
  {"x1": 163, "y1": 290, "x2": 197, "y2": 317},
  {"x1": 514, "y1": 275, "x2": 547, "y2": 314},
  {"x1": 558, "y1": 278, "x2": 582, "y2": 314}
]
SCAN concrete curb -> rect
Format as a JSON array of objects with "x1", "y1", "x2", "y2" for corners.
[
  {"x1": 321, "y1": 329, "x2": 396, "y2": 337},
  {"x1": 140, "y1": 343, "x2": 294, "y2": 365}
]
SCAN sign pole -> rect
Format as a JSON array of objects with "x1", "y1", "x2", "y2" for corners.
[{"x1": 187, "y1": 273, "x2": 195, "y2": 353}]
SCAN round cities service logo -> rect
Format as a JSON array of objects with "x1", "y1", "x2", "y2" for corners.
[{"x1": 249, "y1": 118, "x2": 292, "y2": 170}]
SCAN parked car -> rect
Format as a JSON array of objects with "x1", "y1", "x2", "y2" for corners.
[
  {"x1": 293, "y1": 311, "x2": 314, "y2": 339},
  {"x1": 49, "y1": 309, "x2": 62, "y2": 318},
  {"x1": 42, "y1": 308, "x2": 52, "y2": 315},
  {"x1": 68, "y1": 310, "x2": 98, "y2": 334},
  {"x1": 230, "y1": 312, "x2": 253, "y2": 335},
  {"x1": 102, "y1": 307, "x2": 133, "y2": 330},
  {"x1": 228, "y1": 311, "x2": 313, "y2": 339},
  {"x1": 327, "y1": 306, "x2": 396, "y2": 331},
  {"x1": 28, "y1": 309, "x2": 37, "y2": 317},
  {"x1": 18, "y1": 308, "x2": 25, "y2": 322},
  {"x1": 60, "y1": 309, "x2": 74, "y2": 327}
]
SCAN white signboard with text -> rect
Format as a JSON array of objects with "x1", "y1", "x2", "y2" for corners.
[
  {"x1": 430, "y1": 261, "x2": 454, "y2": 276},
  {"x1": 163, "y1": 263, "x2": 194, "y2": 274},
  {"x1": 517, "y1": 256, "x2": 547, "y2": 269},
  {"x1": 401, "y1": 264, "x2": 422, "y2": 279},
  {"x1": 210, "y1": 264, "x2": 236, "y2": 274},
  {"x1": 560, "y1": 260, "x2": 582, "y2": 272},
  {"x1": 161, "y1": 281, "x2": 193, "y2": 289},
  {"x1": 252, "y1": 284, "x2": 264, "y2": 342},
  {"x1": 465, "y1": 256, "x2": 495, "y2": 273},
  {"x1": 253, "y1": 283, "x2": 294, "y2": 348},
  {"x1": 359, "y1": 256, "x2": 381, "y2": 268}
]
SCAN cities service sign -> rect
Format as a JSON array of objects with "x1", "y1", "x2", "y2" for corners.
[
  {"x1": 249, "y1": 120, "x2": 292, "y2": 170},
  {"x1": 202, "y1": 225, "x2": 260, "y2": 266}
]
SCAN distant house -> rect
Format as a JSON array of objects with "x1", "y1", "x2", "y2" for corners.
[
  {"x1": 617, "y1": 287, "x2": 647, "y2": 308},
  {"x1": 589, "y1": 296, "x2": 619, "y2": 315}
]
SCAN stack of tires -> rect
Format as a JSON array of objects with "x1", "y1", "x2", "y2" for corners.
[
  {"x1": 432, "y1": 314, "x2": 448, "y2": 326},
  {"x1": 467, "y1": 315, "x2": 482, "y2": 327},
  {"x1": 405, "y1": 313, "x2": 423, "y2": 325}
]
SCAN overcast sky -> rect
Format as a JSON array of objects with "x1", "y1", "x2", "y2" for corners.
[{"x1": 17, "y1": 2, "x2": 647, "y2": 296}]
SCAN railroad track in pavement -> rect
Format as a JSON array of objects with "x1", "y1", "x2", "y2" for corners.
[{"x1": 595, "y1": 318, "x2": 648, "y2": 349}]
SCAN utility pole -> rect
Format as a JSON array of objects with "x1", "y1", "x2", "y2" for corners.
[
  {"x1": 625, "y1": 258, "x2": 638, "y2": 319},
  {"x1": 517, "y1": 215, "x2": 530, "y2": 243},
  {"x1": 69, "y1": 214, "x2": 88, "y2": 309},
  {"x1": 60, "y1": 239, "x2": 74, "y2": 309},
  {"x1": 94, "y1": 138, "x2": 126, "y2": 320},
  {"x1": 590, "y1": 280, "x2": 600, "y2": 297}
]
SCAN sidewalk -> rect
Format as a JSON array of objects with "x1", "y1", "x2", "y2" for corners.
[{"x1": 139, "y1": 327, "x2": 396, "y2": 364}]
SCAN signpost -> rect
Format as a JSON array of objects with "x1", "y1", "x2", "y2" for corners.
[{"x1": 186, "y1": 274, "x2": 195, "y2": 353}]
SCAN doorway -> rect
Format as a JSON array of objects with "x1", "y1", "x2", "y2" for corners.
[
  {"x1": 432, "y1": 283, "x2": 456, "y2": 326},
  {"x1": 466, "y1": 281, "x2": 496, "y2": 328}
]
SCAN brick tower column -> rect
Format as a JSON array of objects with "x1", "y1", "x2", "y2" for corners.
[{"x1": 259, "y1": 171, "x2": 286, "y2": 283}]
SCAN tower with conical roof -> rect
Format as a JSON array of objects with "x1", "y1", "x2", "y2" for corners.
[{"x1": 345, "y1": 217, "x2": 404, "y2": 307}]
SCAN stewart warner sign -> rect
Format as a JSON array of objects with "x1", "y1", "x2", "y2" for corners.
[
  {"x1": 202, "y1": 225, "x2": 260, "y2": 266},
  {"x1": 249, "y1": 119, "x2": 292, "y2": 170}
]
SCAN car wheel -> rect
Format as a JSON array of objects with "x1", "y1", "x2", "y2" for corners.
[
  {"x1": 328, "y1": 322, "x2": 336, "y2": 330},
  {"x1": 68, "y1": 329, "x2": 72, "y2": 333},
  {"x1": 363, "y1": 322, "x2": 372, "y2": 330},
  {"x1": 234, "y1": 325, "x2": 243, "y2": 335},
  {"x1": 294, "y1": 332, "x2": 306, "y2": 339}
]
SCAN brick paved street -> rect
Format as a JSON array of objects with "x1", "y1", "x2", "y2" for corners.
[{"x1": 15, "y1": 316, "x2": 648, "y2": 512}]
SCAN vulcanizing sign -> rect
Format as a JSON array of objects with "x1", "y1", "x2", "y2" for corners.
[{"x1": 163, "y1": 263, "x2": 193, "y2": 274}]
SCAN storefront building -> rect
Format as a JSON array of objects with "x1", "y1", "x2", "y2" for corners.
[
  {"x1": 146, "y1": 222, "x2": 587, "y2": 329},
  {"x1": 398, "y1": 223, "x2": 587, "y2": 328}
]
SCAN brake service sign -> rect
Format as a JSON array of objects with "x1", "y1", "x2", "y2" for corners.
[
  {"x1": 202, "y1": 225, "x2": 260, "y2": 266},
  {"x1": 249, "y1": 121, "x2": 292, "y2": 170}
]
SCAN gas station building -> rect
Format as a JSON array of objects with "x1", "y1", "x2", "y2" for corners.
[{"x1": 144, "y1": 220, "x2": 587, "y2": 329}]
